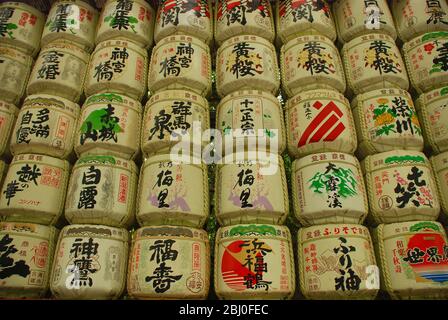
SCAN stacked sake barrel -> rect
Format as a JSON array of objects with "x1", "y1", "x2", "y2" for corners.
[
  {"x1": 0, "y1": 1, "x2": 74, "y2": 299},
  {"x1": 277, "y1": 0, "x2": 378, "y2": 300},
  {"x1": 335, "y1": 0, "x2": 448, "y2": 299},
  {"x1": 381, "y1": 0, "x2": 448, "y2": 299},
  {"x1": 43, "y1": 0, "x2": 155, "y2": 300},
  {"x1": 128, "y1": 0, "x2": 213, "y2": 300},
  {"x1": 212, "y1": 0, "x2": 296, "y2": 300}
]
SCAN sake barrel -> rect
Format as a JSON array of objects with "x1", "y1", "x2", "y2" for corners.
[
  {"x1": 0, "y1": 45, "x2": 33, "y2": 105},
  {"x1": 148, "y1": 35, "x2": 211, "y2": 96},
  {"x1": 10, "y1": 94, "x2": 80, "y2": 159},
  {"x1": 333, "y1": 0, "x2": 397, "y2": 44},
  {"x1": 374, "y1": 221, "x2": 448, "y2": 299},
  {"x1": 292, "y1": 152, "x2": 369, "y2": 227},
  {"x1": 216, "y1": 35, "x2": 280, "y2": 98},
  {"x1": 0, "y1": 2, "x2": 45, "y2": 56},
  {"x1": 0, "y1": 222, "x2": 58, "y2": 298},
  {"x1": 286, "y1": 89, "x2": 357, "y2": 158},
  {"x1": 392, "y1": 0, "x2": 448, "y2": 42},
  {"x1": 142, "y1": 90, "x2": 210, "y2": 157},
  {"x1": 362, "y1": 150, "x2": 440, "y2": 225},
  {"x1": 298, "y1": 224, "x2": 379, "y2": 299},
  {"x1": 430, "y1": 152, "x2": 448, "y2": 219},
  {"x1": 65, "y1": 155, "x2": 138, "y2": 228},
  {"x1": 403, "y1": 31, "x2": 448, "y2": 94},
  {"x1": 154, "y1": 0, "x2": 213, "y2": 45},
  {"x1": 276, "y1": 0, "x2": 337, "y2": 44},
  {"x1": 50, "y1": 224, "x2": 129, "y2": 299},
  {"x1": 216, "y1": 90, "x2": 286, "y2": 155},
  {"x1": 214, "y1": 0, "x2": 275, "y2": 46},
  {"x1": 352, "y1": 88, "x2": 424, "y2": 159},
  {"x1": 95, "y1": 0, "x2": 155, "y2": 49},
  {"x1": 416, "y1": 87, "x2": 448, "y2": 154},
  {"x1": 41, "y1": 0, "x2": 99, "y2": 53},
  {"x1": 0, "y1": 154, "x2": 70, "y2": 225},
  {"x1": 0, "y1": 100, "x2": 19, "y2": 159},
  {"x1": 85, "y1": 39, "x2": 148, "y2": 101},
  {"x1": 342, "y1": 33, "x2": 409, "y2": 95},
  {"x1": 281, "y1": 35, "x2": 346, "y2": 96},
  {"x1": 215, "y1": 155, "x2": 289, "y2": 226},
  {"x1": 127, "y1": 225, "x2": 210, "y2": 299},
  {"x1": 27, "y1": 40, "x2": 90, "y2": 103},
  {"x1": 75, "y1": 93, "x2": 142, "y2": 160},
  {"x1": 137, "y1": 154, "x2": 209, "y2": 228},
  {"x1": 215, "y1": 224, "x2": 295, "y2": 300}
]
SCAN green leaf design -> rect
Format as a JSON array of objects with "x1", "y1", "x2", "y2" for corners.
[
  {"x1": 373, "y1": 107, "x2": 386, "y2": 117},
  {"x1": 86, "y1": 93, "x2": 124, "y2": 104},
  {"x1": 264, "y1": 129, "x2": 275, "y2": 138},
  {"x1": 80, "y1": 108, "x2": 123, "y2": 135},
  {"x1": 409, "y1": 221, "x2": 441, "y2": 233},
  {"x1": 104, "y1": 15, "x2": 113, "y2": 23},
  {"x1": 309, "y1": 173, "x2": 325, "y2": 194},
  {"x1": 384, "y1": 155, "x2": 426, "y2": 164},
  {"x1": 308, "y1": 166, "x2": 358, "y2": 198},
  {"x1": 422, "y1": 31, "x2": 448, "y2": 42},
  {"x1": 388, "y1": 108, "x2": 397, "y2": 118},
  {"x1": 376, "y1": 124, "x2": 395, "y2": 137},
  {"x1": 430, "y1": 67, "x2": 442, "y2": 74},
  {"x1": 78, "y1": 155, "x2": 117, "y2": 165},
  {"x1": 229, "y1": 224, "x2": 277, "y2": 236},
  {"x1": 223, "y1": 126, "x2": 232, "y2": 135},
  {"x1": 6, "y1": 23, "x2": 17, "y2": 30},
  {"x1": 128, "y1": 16, "x2": 138, "y2": 24}
]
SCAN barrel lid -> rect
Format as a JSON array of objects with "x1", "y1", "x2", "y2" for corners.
[
  {"x1": 353, "y1": 88, "x2": 413, "y2": 109},
  {"x1": 363, "y1": 150, "x2": 430, "y2": 172},
  {"x1": 282, "y1": 34, "x2": 335, "y2": 52},
  {"x1": 23, "y1": 94, "x2": 80, "y2": 114},
  {"x1": 293, "y1": 152, "x2": 359, "y2": 171},
  {"x1": 61, "y1": 224, "x2": 130, "y2": 242},
  {"x1": 75, "y1": 154, "x2": 138, "y2": 172},
  {"x1": 94, "y1": 38, "x2": 148, "y2": 57},
  {"x1": 0, "y1": 221, "x2": 57, "y2": 238},
  {"x1": 146, "y1": 89, "x2": 208, "y2": 110},
  {"x1": 154, "y1": 34, "x2": 210, "y2": 51},
  {"x1": 381, "y1": 221, "x2": 445, "y2": 236},
  {"x1": 218, "y1": 34, "x2": 275, "y2": 52},
  {"x1": 217, "y1": 224, "x2": 290, "y2": 240},
  {"x1": 40, "y1": 39, "x2": 90, "y2": 62},
  {"x1": 84, "y1": 92, "x2": 142, "y2": 112},
  {"x1": 0, "y1": 1, "x2": 45, "y2": 18},
  {"x1": 404, "y1": 31, "x2": 448, "y2": 51},
  {"x1": 0, "y1": 43, "x2": 33, "y2": 64},
  {"x1": 12, "y1": 153, "x2": 70, "y2": 168},
  {"x1": 299, "y1": 223, "x2": 370, "y2": 240},
  {"x1": 218, "y1": 90, "x2": 281, "y2": 109},
  {"x1": 287, "y1": 88, "x2": 348, "y2": 110},
  {"x1": 143, "y1": 153, "x2": 205, "y2": 168},
  {"x1": 343, "y1": 33, "x2": 396, "y2": 52},
  {"x1": 417, "y1": 86, "x2": 448, "y2": 106},
  {"x1": 217, "y1": 151, "x2": 283, "y2": 168},
  {"x1": 134, "y1": 225, "x2": 208, "y2": 241}
]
